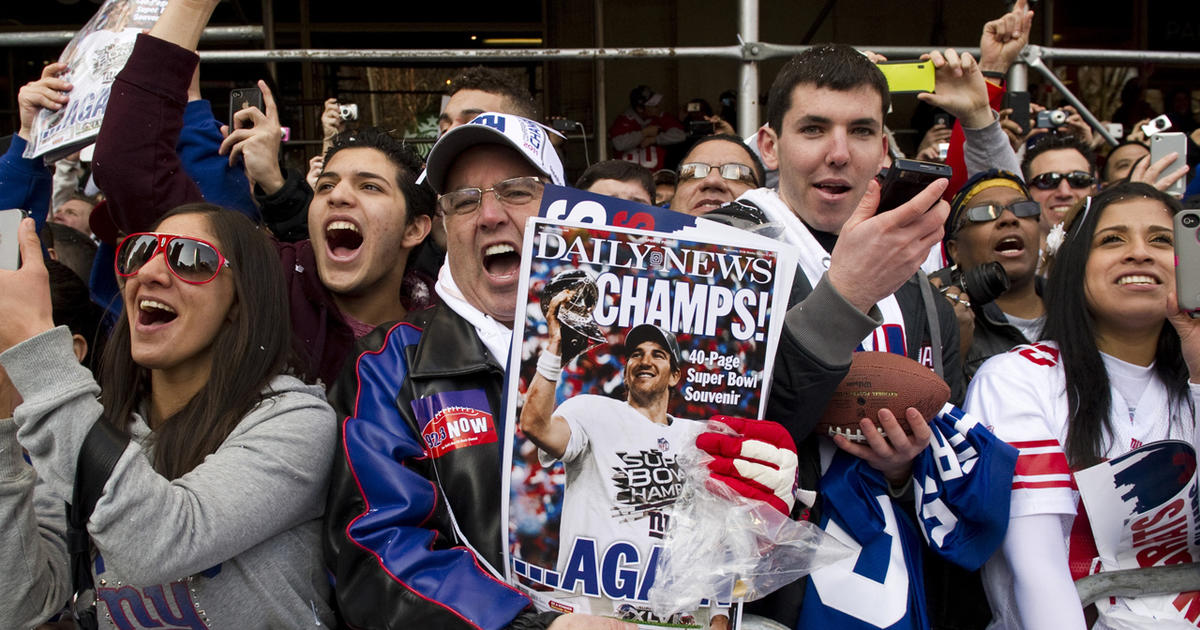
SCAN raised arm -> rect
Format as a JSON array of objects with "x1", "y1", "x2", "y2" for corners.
[
  {"x1": 0, "y1": 64, "x2": 71, "y2": 232},
  {"x1": 92, "y1": 0, "x2": 220, "y2": 232},
  {"x1": 518, "y1": 294, "x2": 574, "y2": 459}
]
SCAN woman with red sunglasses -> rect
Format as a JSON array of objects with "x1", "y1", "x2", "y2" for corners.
[{"x1": 0, "y1": 204, "x2": 336, "y2": 627}]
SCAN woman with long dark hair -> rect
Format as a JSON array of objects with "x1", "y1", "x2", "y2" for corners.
[
  {"x1": 0, "y1": 204, "x2": 336, "y2": 627},
  {"x1": 965, "y1": 182, "x2": 1200, "y2": 628}
]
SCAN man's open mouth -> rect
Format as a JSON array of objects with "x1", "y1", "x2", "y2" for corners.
[
  {"x1": 815, "y1": 182, "x2": 852, "y2": 195},
  {"x1": 483, "y1": 243, "x2": 521, "y2": 277},
  {"x1": 326, "y1": 220, "x2": 363, "y2": 258}
]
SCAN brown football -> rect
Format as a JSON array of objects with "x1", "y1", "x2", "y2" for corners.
[{"x1": 817, "y1": 351, "x2": 950, "y2": 443}]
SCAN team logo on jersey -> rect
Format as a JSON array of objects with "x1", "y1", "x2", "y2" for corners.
[
  {"x1": 1015, "y1": 342, "x2": 1060, "y2": 367},
  {"x1": 657, "y1": 437, "x2": 670, "y2": 452}
]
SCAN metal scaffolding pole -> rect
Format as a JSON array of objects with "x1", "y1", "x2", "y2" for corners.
[
  {"x1": 1024, "y1": 51, "x2": 1119, "y2": 146},
  {"x1": 595, "y1": 0, "x2": 607, "y2": 162},
  {"x1": 0, "y1": 25, "x2": 263, "y2": 46},
  {"x1": 738, "y1": 0, "x2": 760, "y2": 136},
  {"x1": 168, "y1": 43, "x2": 1200, "y2": 67},
  {"x1": 195, "y1": 45, "x2": 744, "y2": 63}
]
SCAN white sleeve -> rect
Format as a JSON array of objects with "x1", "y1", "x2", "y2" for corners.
[
  {"x1": 965, "y1": 351, "x2": 1076, "y2": 518},
  {"x1": 543, "y1": 396, "x2": 593, "y2": 465},
  {"x1": 1004, "y1": 514, "x2": 1088, "y2": 630}
]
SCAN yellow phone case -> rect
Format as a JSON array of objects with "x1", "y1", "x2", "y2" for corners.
[{"x1": 877, "y1": 61, "x2": 935, "y2": 94}]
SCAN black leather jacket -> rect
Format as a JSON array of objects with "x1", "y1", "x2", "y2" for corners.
[
  {"x1": 963, "y1": 282, "x2": 1044, "y2": 382},
  {"x1": 323, "y1": 304, "x2": 552, "y2": 629}
]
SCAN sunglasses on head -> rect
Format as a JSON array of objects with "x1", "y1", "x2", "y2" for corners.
[
  {"x1": 678, "y1": 162, "x2": 758, "y2": 187},
  {"x1": 115, "y1": 233, "x2": 230, "y2": 285},
  {"x1": 1029, "y1": 170, "x2": 1095, "y2": 190}
]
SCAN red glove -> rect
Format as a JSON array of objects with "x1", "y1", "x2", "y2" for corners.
[{"x1": 695, "y1": 416, "x2": 798, "y2": 515}]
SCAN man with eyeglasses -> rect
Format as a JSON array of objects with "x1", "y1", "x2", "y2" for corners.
[
  {"x1": 668, "y1": 134, "x2": 765, "y2": 216},
  {"x1": 942, "y1": 170, "x2": 1045, "y2": 380},
  {"x1": 1022, "y1": 134, "x2": 1098, "y2": 250},
  {"x1": 324, "y1": 112, "x2": 633, "y2": 630}
]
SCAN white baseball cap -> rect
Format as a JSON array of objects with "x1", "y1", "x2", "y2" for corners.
[{"x1": 423, "y1": 112, "x2": 566, "y2": 193}]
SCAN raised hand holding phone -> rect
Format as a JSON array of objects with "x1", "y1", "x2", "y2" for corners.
[
  {"x1": 1150, "y1": 132, "x2": 1188, "y2": 198},
  {"x1": 0, "y1": 218, "x2": 54, "y2": 353},
  {"x1": 219, "y1": 80, "x2": 285, "y2": 193},
  {"x1": 917, "y1": 49, "x2": 993, "y2": 130},
  {"x1": 827, "y1": 177, "x2": 951, "y2": 313}
]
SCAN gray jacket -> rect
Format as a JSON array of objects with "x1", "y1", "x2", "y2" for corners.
[{"x1": 0, "y1": 326, "x2": 337, "y2": 629}]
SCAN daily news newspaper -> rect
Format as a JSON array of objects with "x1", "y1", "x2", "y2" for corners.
[
  {"x1": 24, "y1": 0, "x2": 166, "y2": 161},
  {"x1": 1075, "y1": 440, "x2": 1200, "y2": 626},
  {"x1": 501, "y1": 187, "x2": 797, "y2": 628}
]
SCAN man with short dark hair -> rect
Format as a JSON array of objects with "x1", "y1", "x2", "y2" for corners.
[
  {"x1": 727, "y1": 44, "x2": 1017, "y2": 630},
  {"x1": 1102, "y1": 140, "x2": 1150, "y2": 187},
  {"x1": 575, "y1": 159, "x2": 655, "y2": 205},
  {"x1": 518, "y1": 320, "x2": 749, "y2": 628},
  {"x1": 1021, "y1": 134, "x2": 1097, "y2": 245},
  {"x1": 521, "y1": 323, "x2": 697, "y2": 573},
  {"x1": 653, "y1": 169, "x2": 678, "y2": 207},
  {"x1": 92, "y1": 2, "x2": 435, "y2": 385},
  {"x1": 439, "y1": 66, "x2": 539, "y2": 136},
  {"x1": 741, "y1": 43, "x2": 961, "y2": 433},
  {"x1": 669, "y1": 134, "x2": 764, "y2": 216},
  {"x1": 49, "y1": 190, "x2": 98, "y2": 237},
  {"x1": 41, "y1": 221, "x2": 97, "y2": 283}
]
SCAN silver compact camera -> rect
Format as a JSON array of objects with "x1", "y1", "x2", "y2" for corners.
[
  {"x1": 1035, "y1": 109, "x2": 1068, "y2": 129},
  {"x1": 339, "y1": 103, "x2": 358, "y2": 121}
]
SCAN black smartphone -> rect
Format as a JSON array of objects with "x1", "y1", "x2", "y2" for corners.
[
  {"x1": 876, "y1": 159, "x2": 953, "y2": 213},
  {"x1": 229, "y1": 87, "x2": 264, "y2": 129},
  {"x1": 1002, "y1": 91, "x2": 1031, "y2": 135},
  {"x1": 688, "y1": 120, "x2": 715, "y2": 136}
]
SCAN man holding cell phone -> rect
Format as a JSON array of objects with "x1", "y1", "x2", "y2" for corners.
[{"x1": 720, "y1": 42, "x2": 1016, "y2": 629}]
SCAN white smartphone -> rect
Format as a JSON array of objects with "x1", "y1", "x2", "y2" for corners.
[
  {"x1": 0, "y1": 208, "x2": 26, "y2": 271},
  {"x1": 1151, "y1": 132, "x2": 1188, "y2": 198},
  {"x1": 1175, "y1": 210, "x2": 1200, "y2": 317}
]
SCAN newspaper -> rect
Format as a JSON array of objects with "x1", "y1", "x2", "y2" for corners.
[
  {"x1": 23, "y1": 0, "x2": 166, "y2": 161},
  {"x1": 1076, "y1": 440, "x2": 1200, "y2": 626},
  {"x1": 501, "y1": 187, "x2": 796, "y2": 628}
]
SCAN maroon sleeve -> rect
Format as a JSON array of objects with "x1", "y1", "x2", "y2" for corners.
[{"x1": 92, "y1": 33, "x2": 204, "y2": 233}]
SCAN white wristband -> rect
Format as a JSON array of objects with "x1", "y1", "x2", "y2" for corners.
[{"x1": 536, "y1": 351, "x2": 562, "y2": 382}]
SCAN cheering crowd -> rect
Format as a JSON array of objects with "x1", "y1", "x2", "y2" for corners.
[{"x1": 1, "y1": 0, "x2": 1199, "y2": 628}]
